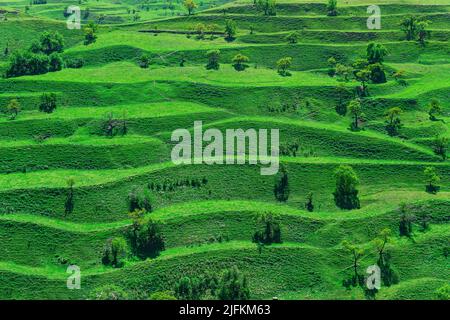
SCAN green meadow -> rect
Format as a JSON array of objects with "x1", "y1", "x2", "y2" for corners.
[{"x1": 0, "y1": 0, "x2": 449, "y2": 300}]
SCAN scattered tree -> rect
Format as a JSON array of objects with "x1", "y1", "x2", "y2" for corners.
[
  {"x1": 39, "y1": 93, "x2": 57, "y2": 113},
  {"x1": 205, "y1": 49, "x2": 220, "y2": 70},
  {"x1": 367, "y1": 43, "x2": 388, "y2": 64},
  {"x1": 102, "y1": 237, "x2": 128, "y2": 267},
  {"x1": 286, "y1": 31, "x2": 300, "y2": 44},
  {"x1": 274, "y1": 164, "x2": 289, "y2": 202},
  {"x1": 333, "y1": 165, "x2": 360, "y2": 210},
  {"x1": 128, "y1": 186, "x2": 154, "y2": 212},
  {"x1": 305, "y1": 192, "x2": 314, "y2": 212},
  {"x1": 138, "y1": 54, "x2": 150, "y2": 68},
  {"x1": 183, "y1": 0, "x2": 197, "y2": 15},
  {"x1": 224, "y1": 19, "x2": 237, "y2": 41},
  {"x1": 127, "y1": 210, "x2": 165, "y2": 259},
  {"x1": 399, "y1": 203, "x2": 414, "y2": 237},
  {"x1": 416, "y1": 19, "x2": 431, "y2": 46},
  {"x1": 276, "y1": 56, "x2": 292, "y2": 76},
  {"x1": 348, "y1": 99, "x2": 364, "y2": 131},
  {"x1": 64, "y1": 178, "x2": 75, "y2": 215},
  {"x1": 252, "y1": 211, "x2": 281, "y2": 245},
  {"x1": 432, "y1": 135, "x2": 448, "y2": 160},
  {"x1": 335, "y1": 63, "x2": 352, "y2": 82},
  {"x1": 232, "y1": 53, "x2": 249, "y2": 71},
  {"x1": 256, "y1": 0, "x2": 277, "y2": 16},
  {"x1": 400, "y1": 16, "x2": 418, "y2": 41},
  {"x1": 217, "y1": 266, "x2": 250, "y2": 300},
  {"x1": 424, "y1": 166, "x2": 440, "y2": 194},
  {"x1": 327, "y1": 0, "x2": 338, "y2": 16},
  {"x1": 384, "y1": 107, "x2": 403, "y2": 136},
  {"x1": 5, "y1": 99, "x2": 21, "y2": 120},
  {"x1": 428, "y1": 99, "x2": 442, "y2": 121},
  {"x1": 83, "y1": 22, "x2": 97, "y2": 45},
  {"x1": 341, "y1": 240, "x2": 364, "y2": 286},
  {"x1": 373, "y1": 228, "x2": 399, "y2": 286}
]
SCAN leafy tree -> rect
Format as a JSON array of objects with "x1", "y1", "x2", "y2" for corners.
[
  {"x1": 110, "y1": 237, "x2": 128, "y2": 267},
  {"x1": 433, "y1": 135, "x2": 448, "y2": 160},
  {"x1": 252, "y1": 211, "x2": 281, "y2": 245},
  {"x1": 327, "y1": 0, "x2": 337, "y2": 16},
  {"x1": 5, "y1": 99, "x2": 21, "y2": 120},
  {"x1": 256, "y1": 0, "x2": 277, "y2": 16},
  {"x1": 127, "y1": 210, "x2": 165, "y2": 259},
  {"x1": 347, "y1": 99, "x2": 364, "y2": 131},
  {"x1": 276, "y1": 56, "x2": 292, "y2": 76},
  {"x1": 224, "y1": 19, "x2": 237, "y2": 41},
  {"x1": 138, "y1": 54, "x2": 150, "y2": 68},
  {"x1": 333, "y1": 165, "x2": 360, "y2": 210},
  {"x1": 373, "y1": 228, "x2": 399, "y2": 286},
  {"x1": 5, "y1": 51, "x2": 50, "y2": 78},
  {"x1": 274, "y1": 164, "x2": 289, "y2": 202},
  {"x1": 335, "y1": 63, "x2": 352, "y2": 82},
  {"x1": 183, "y1": 0, "x2": 197, "y2": 15},
  {"x1": 231, "y1": 53, "x2": 249, "y2": 71},
  {"x1": 416, "y1": 19, "x2": 431, "y2": 46},
  {"x1": 428, "y1": 99, "x2": 442, "y2": 121},
  {"x1": 89, "y1": 285, "x2": 129, "y2": 300},
  {"x1": 400, "y1": 16, "x2": 418, "y2": 41},
  {"x1": 48, "y1": 52, "x2": 63, "y2": 72},
  {"x1": 355, "y1": 68, "x2": 371, "y2": 97},
  {"x1": 384, "y1": 107, "x2": 403, "y2": 136},
  {"x1": 175, "y1": 276, "x2": 201, "y2": 299},
  {"x1": 39, "y1": 93, "x2": 57, "y2": 113},
  {"x1": 83, "y1": 23, "x2": 97, "y2": 45},
  {"x1": 38, "y1": 31, "x2": 64, "y2": 55},
  {"x1": 128, "y1": 186, "x2": 154, "y2": 212},
  {"x1": 367, "y1": 43, "x2": 388, "y2": 64},
  {"x1": 286, "y1": 31, "x2": 300, "y2": 44},
  {"x1": 335, "y1": 84, "x2": 349, "y2": 115},
  {"x1": 206, "y1": 23, "x2": 220, "y2": 40},
  {"x1": 368, "y1": 63, "x2": 386, "y2": 84},
  {"x1": 305, "y1": 191, "x2": 314, "y2": 212},
  {"x1": 194, "y1": 23, "x2": 206, "y2": 39},
  {"x1": 205, "y1": 49, "x2": 220, "y2": 70},
  {"x1": 64, "y1": 178, "x2": 75, "y2": 215},
  {"x1": 217, "y1": 266, "x2": 250, "y2": 300},
  {"x1": 341, "y1": 240, "x2": 364, "y2": 286},
  {"x1": 424, "y1": 166, "x2": 440, "y2": 194},
  {"x1": 399, "y1": 203, "x2": 414, "y2": 237},
  {"x1": 327, "y1": 56, "x2": 337, "y2": 76}
]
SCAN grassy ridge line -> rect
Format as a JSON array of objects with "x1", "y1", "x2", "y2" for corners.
[
  {"x1": 1, "y1": 197, "x2": 449, "y2": 232},
  {"x1": 0, "y1": 157, "x2": 448, "y2": 191},
  {"x1": 0, "y1": 223, "x2": 448, "y2": 278}
]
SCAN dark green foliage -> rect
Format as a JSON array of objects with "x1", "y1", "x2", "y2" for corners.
[
  {"x1": 367, "y1": 43, "x2": 388, "y2": 64},
  {"x1": 256, "y1": 0, "x2": 277, "y2": 16},
  {"x1": 102, "y1": 237, "x2": 128, "y2": 267},
  {"x1": 399, "y1": 204, "x2": 414, "y2": 237},
  {"x1": 368, "y1": 63, "x2": 387, "y2": 84},
  {"x1": 48, "y1": 53, "x2": 64, "y2": 72},
  {"x1": 326, "y1": 0, "x2": 337, "y2": 16},
  {"x1": 128, "y1": 210, "x2": 165, "y2": 259},
  {"x1": 38, "y1": 93, "x2": 57, "y2": 113},
  {"x1": 206, "y1": 49, "x2": 220, "y2": 70},
  {"x1": 424, "y1": 167, "x2": 440, "y2": 194},
  {"x1": 217, "y1": 266, "x2": 250, "y2": 300},
  {"x1": 128, "y1": 186, "x2": 154, "y2": 212},
  {"x1": 305, "y1": 192, "x2": 314, "y2": 212},
  {"x1": 64, "y1": 178, "x2": 75, "y2": 215},
  {"x1": 174, "y1": 273, "x2": 218, "y2": 300},
  {"x1": 5, "y1": 51, "x2": 49, "y2": 78},
  {"x1": 432, "y1": 136, "x2": 448, "y2": 160},
  {"x1": 333, "y1": 165, "x2": 360, "y2": 210},
  {"x1": 138, "y1": 54, "x2": 150, "y2": 68},
  {"x1": 232, "y1": 53, "x2": 250, "y2": 71},
  {"x1": 384, "y1": 107, "x2": 403, "y2": 136},
  {"x1": 65, "y1": 58, "x2": 84, "y2": 69},
  {"x1": 274, "y1": 164, "x2": 289, "y2": 202},
  {"x1": 252, "y1": 212, "x2": 281, "y2": 245},
  {"x1": 224, "y1": 19, "x2": 236, "y2": 41},
  {"x1": 38, "y1": 31, "x2": 65, "y2": 55}
]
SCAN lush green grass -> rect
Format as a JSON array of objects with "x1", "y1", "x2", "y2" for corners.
[{"x1": 0, "y1": 0, "x2": 449, "y2": 300}]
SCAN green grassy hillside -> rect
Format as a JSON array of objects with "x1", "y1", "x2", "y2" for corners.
[{"x1": 0, "y1": 0, "x2": 449, "y2": 300}]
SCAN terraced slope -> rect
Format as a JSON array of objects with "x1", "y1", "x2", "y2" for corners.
[{"x1": 0, "y1": 0, "x2": 449, "y2": 300}]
